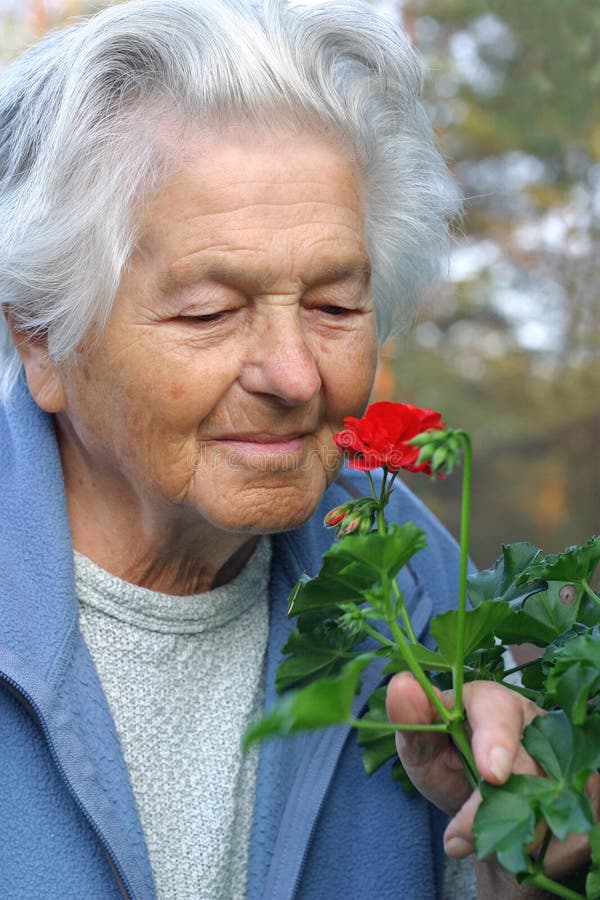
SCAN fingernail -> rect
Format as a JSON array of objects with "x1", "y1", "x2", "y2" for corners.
[
  {"x1": 445, "y1": 836, "x2": 473, "y2": 857},
  {"x1": 489, "y1": 745, "x2": 511, "y2": 782}
]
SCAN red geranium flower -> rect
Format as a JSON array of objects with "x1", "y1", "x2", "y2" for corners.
[{"x1": 333, "y1": 401, "x2": 445, "y2": 474}]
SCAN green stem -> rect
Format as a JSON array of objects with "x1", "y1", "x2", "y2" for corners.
[
  {"x1": 582, "y1": 578, "x2": 600, "y2": 607},
  {"x1": 377, "y1": 468, "x2": 389, "y2": 535},
  {"x1": 385, "y1": 471, "x2": 399, "y2": 498},
  {"x1": 362, "y1": 623, "x2": 399, "y2": 653},
  {"x1": 452, "y1": 431, "x2": 472, "y2": 718},
  {"x1": 348, "y1": 717, "x2": 447, "y2": 733},
  {"x1": 521, "y1": 872, "x2": 585, "y2": 900},
  {"x1": 502, "y1": 658, "x2": 542, "y2": 679},
  {"x1": 391, "y1": 579, "x2": 418, "y2": 643},
  {"x1": 385, "y1": 617, "x2": 452, "y2": 725},
  {"x1": 368, "y1": 468, "x2": 451, "y2": 727},
  {"x1": 366, "y1": 471, "x2": 379, "y2": 503},
  {"x1": 447, "y1": 717, "x2": 479, "y2": 788},
  {"x1": 533, "y1": 826, "x2": 554, "y2": 872},
  {"x1": 362, "y1": 619, "x2": 450, "y2": 726}
]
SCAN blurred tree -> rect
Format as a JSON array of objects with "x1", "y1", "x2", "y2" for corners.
[{"x1": 375, "y1": 0, "x2": 600, "y2": 570}]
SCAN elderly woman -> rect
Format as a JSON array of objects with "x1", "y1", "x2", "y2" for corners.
[{"x1": 0, "y1": 1, "x2": 590, "y2": 898}]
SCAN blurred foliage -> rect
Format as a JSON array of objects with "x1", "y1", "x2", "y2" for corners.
[
  {"x1": 421, "y1": 0, "x2": 600, "y2": 160},
  {"x1": 374, "y1": 0, "x2": 600, "y2": 571},
  {"x1": 1, "y1": 0, "x2": 598, "y2": 572}
]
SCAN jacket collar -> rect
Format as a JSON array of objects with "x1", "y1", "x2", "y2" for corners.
[
  {"x1": 0, "y1": 379, "x2": 155, "y2": 899},
  {"x1": 0, "y1": 376, "x2": 78, "y2": 681}
]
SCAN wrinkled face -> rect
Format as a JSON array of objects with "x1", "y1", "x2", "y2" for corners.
[{"x1": 55, "y1": 127, "x2": 378, "y2": 536}]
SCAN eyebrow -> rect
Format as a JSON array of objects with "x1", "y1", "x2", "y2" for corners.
[
  {"x1": 309, "y1": 261, "x2": 372, "y2": 287},
  {"x1": 163, "y1": 255, "x2": 372, "y2": 293}
]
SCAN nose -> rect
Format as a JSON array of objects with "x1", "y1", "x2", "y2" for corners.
[{"x1": 238, "y1": 305, "x2": 322, "y2": 406}]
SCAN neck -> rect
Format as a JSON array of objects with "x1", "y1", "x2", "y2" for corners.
[
  {"x1": 58, "y1": 431, "x2": 260, "y2": 596},
  {"x1": 69, "y1": 496, "x2": 260, "y2": 595}
]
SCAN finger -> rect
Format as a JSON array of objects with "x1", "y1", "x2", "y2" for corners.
[
  {"x1": 386, "y1": 673, "x2": 473, "y2": 815},
  {"x1": 386, "y1": 671, "x2": 449, "y2": 725},
  {"x1": 462, "y1": 681, "x2": 540, "y2": 785},
  {"x1": 386, "y1": 672, "x2": 449, "y2": 765},
  {"x1": 443, "y1": 740, "x2": 543, "y2": 858},
  {"x1": 444, "y1": 788, "x2": 482, "y2": 857},
  {"x1": 533, "y1": 772, "x2": 599, "y2": 879},
  {"x1": 542, "y1": 831, "x2": 592, "y2": 880}
]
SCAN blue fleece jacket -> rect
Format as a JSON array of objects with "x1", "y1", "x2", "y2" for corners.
[{"x1": 0, "y1": 378, "x2": 460, "y2": 899}]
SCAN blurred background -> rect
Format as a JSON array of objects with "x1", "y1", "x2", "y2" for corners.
[{"x1": 1, "y1": 0, "x2": 598, "y2": 571}]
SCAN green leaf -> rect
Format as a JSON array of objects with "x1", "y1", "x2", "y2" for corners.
[
  {"x1": 495, "y1": 581, "x2": 588, "y2": 646},
  {"x1": 356, "y1": 685, "x2": 389, "y2": 731},
  {"x1": 287, "y1": 523, "x2": 427, "y2": 616},
  {"x1": 520, "y1": 657, "x2": 545, "y2": 693},
  {"x1": 570, "y1": 714, "x2": 600, "y2": 779},
  {"x1": 546, "y1": 634, "x2": 600, "y2": 723},
  {"x1": 430, "y1": 601, "x2": 513, "y2": 664},
  {"x1": 358, "y1": 732, "x2": 398, "y2": 777},
  {"x1": 344, "y1": 685, "x2": 419, "y2": 786},
  {"x1": 474, "y1": 775, "x2": 550, "y2": 874},
  {"x1": 276, "y1": 645, "x2": 353, "y2": 692},
  {"x1": 391, "y1": 758, "x2": 416, "y2": 793},
  {"x1": 382, "y1": 642, "x2": 453, "y2": 674},
  {"x1": 517, "y1": 537, "x2": 600, "y2": 585},
  {"x1": 287, "y1": 557, "x2": 377, "y2": 615},
  {"x1": 356, "y1": 688, "x2": 398, "y2": 776},
  {"x1": 244, "y1": 653, "x2": 375, "y2": 749},
  {"x1": 466, "y1": 542, "x2": 543, "y2": 608},
  {"x1": 328, "y1": 523, "x2": 427, "y2": 581},
  {"x1": 476, "y1": 759, "x2": 598, "y2": 873},
  {"x1": 276, "y1": 608, "x2": 364, "y2": 691},
  {"x1": 522, "y1": 711, "x2": 574, "y2": 779},
  {"x1": 460, "y1": 644, "x2": 509, "y2": 685},
  {"x1": 475, "y1": 714, "x2": 598, "y2": 860},
  {"x1": 524, "y1": 711, "x2": 600, "y2": 782},
  {"x1": 542, "y1": 784, "x2": 595, "y2": 841}
]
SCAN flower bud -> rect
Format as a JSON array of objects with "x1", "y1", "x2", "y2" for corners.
[
  {"x1": 357, "y1": 515, "x2": 375, "y2": 535},
  {"x1": 432, "y1": 447, "x2": 447, "y2": 472},
  {"x1": 416, "y1": 444, "x2": 435, "y2": 465},
  {"x1": 339, "y1": 515, "x2": 362, "y2": 535},
  {"x1": 324, "y1": 502, "x2": 353, "y2": 528}
]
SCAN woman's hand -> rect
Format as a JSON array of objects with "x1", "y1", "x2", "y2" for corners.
[{"x1": 386, "y1": 673, "x2": 599, "y2": 896}]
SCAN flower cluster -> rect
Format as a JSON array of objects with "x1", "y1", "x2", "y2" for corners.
[
  {"x1": 324, "y1": 499, "x2": 378, "y2": 536},
  {"x1": 333, "y1": 401, "x2": 445, "y2": 474}
]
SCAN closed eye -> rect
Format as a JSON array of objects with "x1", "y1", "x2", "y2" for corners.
[
  {"x1": 317, "y1": 305, "x2": 354, "y2": 316},
  {"x1": 177, "y1": 312, "x2": 227, "y2": 323}
]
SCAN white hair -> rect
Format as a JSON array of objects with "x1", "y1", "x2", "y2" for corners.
[{"x1": 0, "y1": 0, "x2": 460, "y2": 399}]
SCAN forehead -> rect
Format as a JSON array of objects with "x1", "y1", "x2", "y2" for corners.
[{"x1": 135, "y1": 124, "x2": 369, "y2": 290}]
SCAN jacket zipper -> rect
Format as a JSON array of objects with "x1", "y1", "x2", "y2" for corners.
[
  {"x1": 270, "y1": 544, "x2": 336, "y2": 900},
  {"x1": 0, "y1": 671, "x2": 134, "y2": 900}
]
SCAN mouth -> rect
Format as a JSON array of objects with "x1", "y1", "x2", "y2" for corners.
[{"x1": 208, "y1": 433, "x2": 307, "y2": 453}]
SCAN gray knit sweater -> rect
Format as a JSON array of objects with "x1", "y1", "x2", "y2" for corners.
[{"x1": 75, "y1": 539, "x2": 271, "y2": 900}]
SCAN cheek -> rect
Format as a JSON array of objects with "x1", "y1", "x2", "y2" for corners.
[
  {"x1": 62, "y1": 354, "x2": 176, "y2": 467},
  {"x1": 324, "y1": 336, "x2": 378, "y2": 421}
]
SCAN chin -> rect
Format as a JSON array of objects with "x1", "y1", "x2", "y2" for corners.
[{"x1": 206, "y1": 481, "x2": 327, "y2": 536}]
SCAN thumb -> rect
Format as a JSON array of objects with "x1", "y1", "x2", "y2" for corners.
[{"x1": 386, "y1": 672, "x2": 454, "y2": 766}]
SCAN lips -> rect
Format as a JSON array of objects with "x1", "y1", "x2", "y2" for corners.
[
  {"x1": 209, "y1": 432, "x2": 306, "y2": 443},
  {"x1": 204, "y1": 433, "x2": 309, "y2": 470}
]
